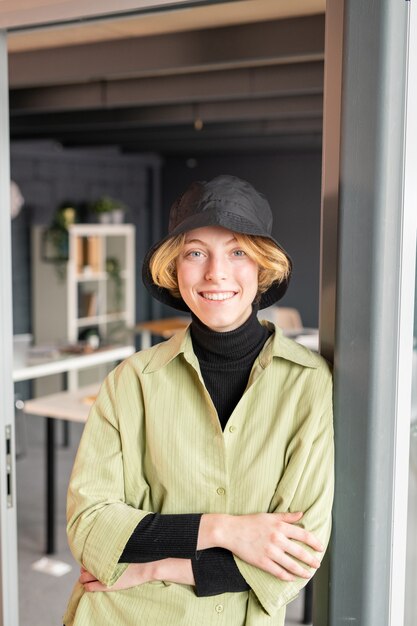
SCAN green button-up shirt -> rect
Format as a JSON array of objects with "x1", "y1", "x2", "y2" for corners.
[{"x1": 64, "y1": 322, "x2": 334, "y2": 626}]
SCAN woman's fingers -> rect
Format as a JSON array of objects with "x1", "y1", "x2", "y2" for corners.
[
  {"x1": 266, "y1": 514, "x2": 324, "y2": 578},
  {"x1": 265, "y1": 559, "x2": 296, "y2": 582},
  {"x1": 276, "y1": 511, "x2": 304, "y2": 523},
  {"x1": 81, "y1": 563, "x2": 156, "y2": 593},
  {"x1": 83, "y1": 581, "x2": 108, "y2": 592},
  {"x1": 268, "y1": 538, "x2": 320, "y2": 577},
  {"x1": 202, "y1": 512, "x2": 324, "y2": 581},
  {"x1": 270, "y1": 517, "x2": 323, "y2": 574},
  {"x1": 283, "y1": 539, "x2": 321, "y2": 569},
  {"x1": 79, "y1": 569, "x2": 97, "y2": 585},
  {"x1": 260, "y1": 554, "x2": 311, "y2": 582},
  {"x1": 283, "y1": 521, "x2": 324, "y2": 552}
]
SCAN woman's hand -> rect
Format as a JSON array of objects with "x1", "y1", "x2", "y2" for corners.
[
  {"x1": 80, "y1": 558, "x2": 195, "y2": 592},
  {"x1": 79, "y1": 562, "x2": 155, "y2": 592},
  {"x1": 198, "y1": 512, "x2": 324, "y2": 582}
]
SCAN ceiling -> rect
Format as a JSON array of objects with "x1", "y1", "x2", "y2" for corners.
[{"x1": 8, "y1": 0, "x2": 325, "y2": 155}]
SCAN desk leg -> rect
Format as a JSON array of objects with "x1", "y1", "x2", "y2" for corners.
[
  {"x1": 62, "y1": 371, "x2": 70, "y2": 448},
  {"x1": 62, "y1": 420, "x2": 70, "y2": 448},
  {"x1": 46, "y1": 417, "x2": 55, "y2": 555},
  {"x1": 303, "y1": 580, "x2": 313, "y2": 623}
]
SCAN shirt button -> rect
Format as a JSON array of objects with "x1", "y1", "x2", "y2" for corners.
[
  {"x1": 215, "y1": 604, "x2": 224, "y2": 613},
  {"x1": 228, "y1": 425, "x2": 236, "y2": 433},
  {"x1": 216, "y1": 487, "x2": 226, "y2": 496}
]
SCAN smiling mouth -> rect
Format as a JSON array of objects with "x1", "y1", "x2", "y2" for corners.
[{"x1": 199, "y1": 291, "x2": 237, "y2": 301}]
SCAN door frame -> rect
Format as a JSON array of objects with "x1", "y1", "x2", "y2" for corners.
[
  {"x1": 0, "y1": 31, "x2": 19, "y2": 626},
  {"x1": 318, "y1": 1, "x2": 417, "y2": 624},
  {"x1": 3, "y1": 1, "x2": 416, "y2": 624}
]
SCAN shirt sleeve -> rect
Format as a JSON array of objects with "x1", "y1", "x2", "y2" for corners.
[
  {"x1": 232, "y1": 386, "x2": 334, "y2": 617},
  {"x1": 67, "y1": 370, "x2": 156, "y2": 587}
]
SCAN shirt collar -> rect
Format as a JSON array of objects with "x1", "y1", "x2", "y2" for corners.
[{"x1": 142, "y1": 321, "x2": 319, "y2": 374}]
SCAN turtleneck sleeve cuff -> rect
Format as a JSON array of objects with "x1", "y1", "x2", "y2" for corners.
[
  {"x1": 192, "y1": 548, "x2": 250, "y2": 596},
  {"x1": 118, "y1": 514, "x2": 251, "y2": 596},
  {"x1": 119, "y1": 513, "x2": 202, "y2": 563}
]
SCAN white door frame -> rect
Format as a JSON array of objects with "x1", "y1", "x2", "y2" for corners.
[
  {"x1": 0, "y1": 31, "x2": 19, "y2": 626},
  {"x1": 396, "y1": 4, "x2": 417, "y2": 621}
]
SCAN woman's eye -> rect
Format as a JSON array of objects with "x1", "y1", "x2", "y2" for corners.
[
  {"x1": 232, "y1": 249, "x2": 246, "y2": 257},
  {"x1": 186, "y1": 250, "x2": 203, "y2": 258}
]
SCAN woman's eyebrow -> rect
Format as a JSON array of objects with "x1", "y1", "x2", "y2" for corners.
[
  {"x1": 184, "y1": 238, "x2": 205, "y2": 245},
  {"x1": 184, "y1": 237, "x2": 237, "y2": 245}
]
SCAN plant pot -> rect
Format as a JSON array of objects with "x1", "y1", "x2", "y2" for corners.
[
  {"x1": 98, "y1": 213, "x2": 112, "y2": 224},
  {"x1": 111, "y1": 209, "x2": 125, "y2": 224}
]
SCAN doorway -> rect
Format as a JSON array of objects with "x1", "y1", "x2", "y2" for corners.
[{"x1": 2, "y1": 2, "x2": 328, "y2": 624}]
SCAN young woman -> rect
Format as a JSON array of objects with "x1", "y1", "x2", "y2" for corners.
[{"x1": 64, "y1": 175, "x2": 334, "y2": 626}]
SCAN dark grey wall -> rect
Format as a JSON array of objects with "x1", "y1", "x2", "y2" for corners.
[
  {"x1": 10, "y1": 142, "x2": 161, "y2": 336},
  {"x1": 161, "y1": 151, "x2": 322, "y2": 328}
]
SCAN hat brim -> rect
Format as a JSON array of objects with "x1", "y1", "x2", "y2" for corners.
[{"x1": 142, "y1": 209, "x2": 292, "y2": 311}]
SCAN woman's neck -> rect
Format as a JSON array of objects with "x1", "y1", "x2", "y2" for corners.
[{"x1": 190, "y1": 306, "x2": 268, "y2": 363}]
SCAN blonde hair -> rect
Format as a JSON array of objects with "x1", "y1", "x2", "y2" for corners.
[{"x1": 149, "y1": 231, "x2": 291, "y2": 300}]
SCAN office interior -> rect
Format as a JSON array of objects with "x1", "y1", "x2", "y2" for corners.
[
  {"x1": 1, "y1": 1, "x2": 417, "y2": 625},
  {"x1": 8, "y1": 5, "x2": 325, "y2": 624}
]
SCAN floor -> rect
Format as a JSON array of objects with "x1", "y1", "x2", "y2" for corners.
[{"x1": 16, "y1": 414, "x2": 309, "y2": 626}]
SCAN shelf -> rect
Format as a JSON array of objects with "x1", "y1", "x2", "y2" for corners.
[
  {"x1": 70, "y1": 224, "x2": 134, "y2": 236},
  {"x1": 76, "y1": 272, "x2": 107, "y2": 282},
  {"x1": 77, "y1": 315, "x2": 102, "y2": 327},
  {"x1": 32, "y1": 224, "x2": 135, "y2": 362},
  {"x1": 76, "y1": 270, "x2": 128, "y2": 282},
  {"x1": 105, "y1": 312, "x2": 128, "y2": 321},
  {"x1": 77, "y1": 312, "x2": 127, "y2": 327}
]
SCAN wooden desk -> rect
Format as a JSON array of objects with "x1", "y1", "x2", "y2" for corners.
[
  {"x1": 24, "y1": 384, "x2": 100, "y2": 554},
  {"x1": 135, "y1": 316, "x2": 190, "y2": 350}
]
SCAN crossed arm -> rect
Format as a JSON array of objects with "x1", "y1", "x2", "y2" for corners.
[
  {"x1": 70, "y1": 370, "x2": 334, "y2": 611},
  {"x1": 80, "y1": 511, "x2": 323, "y2": 592}
]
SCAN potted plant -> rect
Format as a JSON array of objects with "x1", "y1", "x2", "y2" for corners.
[
  {"x1": 41, "y1": 202, "x2": 78, "y2": 280},
  {"x1": 91, "y1": 196, "x2": 128, "y2": 224},
  {"x1": 105, "y1": 256, "x2": 123, "y2": 311}
]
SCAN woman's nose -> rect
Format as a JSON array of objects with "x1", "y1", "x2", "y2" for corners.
[{"x1": 204, "y1": 255, "x2": 227, "y2": 281}]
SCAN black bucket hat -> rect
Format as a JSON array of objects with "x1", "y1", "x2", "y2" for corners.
[{"x1": 142, "y1": 175, "x2": 292, "y2": 311}]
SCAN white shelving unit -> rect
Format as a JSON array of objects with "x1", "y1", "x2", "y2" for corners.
[{"x1": 32, "y1": 223, "x2": 135, "y2": 392}]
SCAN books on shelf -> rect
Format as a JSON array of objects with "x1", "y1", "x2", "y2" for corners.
[
  {"x1": 78, "y1": 291, "x2": 98, "y2": 318},
  {"x1": 76, "y1": 236, "x2": 101, "y2": 274}
]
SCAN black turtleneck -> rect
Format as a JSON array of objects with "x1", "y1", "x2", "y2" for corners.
[
  {"x1": 190, "y1": 308, "x2": 270, "y2": 429},
  {"x1": 119, "y1": 308, "x2": 271, "y2": 596}
]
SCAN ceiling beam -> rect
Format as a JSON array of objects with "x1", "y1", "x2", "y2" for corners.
[
  {"x1": 11, "y1": 116, "x2": 322, "y2": 139},
  {"x1": 10, "y1": 61, "x2": 323, "y2": 113},
  {"x1": 1, "y1": 0, "x2": 210, "y2": 30},
  {"x1": 10, "y1": 95, "x2": 323, "y2": 136},
  {"x1": 7, "y1": 11, "x2": 325, "y2": 154},
  {"x1": 8, "y1": 15, "x2": 324, "y2": 89},
  {"x1": 6, "y1": 0, "x2": 325, "y2": 52},
  {"x1": 11, "y1": 118, "x2": 322, "y2": 152},
  {"x1": 122, "y1": 134, "x2": 323, "y2": 153}
]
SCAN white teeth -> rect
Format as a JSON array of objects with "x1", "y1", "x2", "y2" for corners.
[{"x1": 201, "y1": 292, "x2": 235, "y2": 301}]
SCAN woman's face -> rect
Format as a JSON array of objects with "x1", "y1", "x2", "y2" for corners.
[{"x1": 176, "y1": 226, "x2": 259, "y2": 332}]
